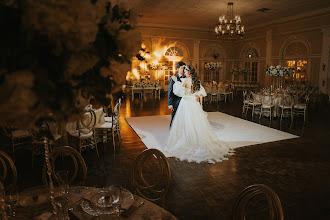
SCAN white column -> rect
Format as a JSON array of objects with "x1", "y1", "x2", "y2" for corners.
[
  {"x1": 151, "y1": 37, "x2": 161, "y2": 87},
  {"x1": 193, "y1": 40, "x2": 200, "y2": 73},
  {"x1": 151, "y1": 37, "x2": 160, "y2": 52},
  {"x1": 265, "y1": 29, "x2": 273, "y2": 87},
  {"x1": 222, "y1": 61, "x2": 226, "y2": 82},
  {"x1": 201, "y1": 61, "x2": 205, "y2": 83},
  {"x1": 319, "y1": 27, "x2": 330, "y2": 96}
]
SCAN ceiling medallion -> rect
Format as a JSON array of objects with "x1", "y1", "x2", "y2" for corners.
[{"x1": 215, "y1": 2, "x2": 244, "y2": 40}]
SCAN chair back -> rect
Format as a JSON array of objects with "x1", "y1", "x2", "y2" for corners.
[
  {"x1": 211, "y1": 87, "x2": 218, "y2": 95},
  {"x1": 131, "y1": 149, "x2": 171, "y2": 207},
  {"x1": 243, "y1": 90, "x2": 252, "y2": 102},
  {"x1": 0, "y1": 150, "x2": 17, "y2": 193},
  {"x1": 94, "y1": 108, "x2": 106, "y2": 125},
  {"x1": 281, "y1": 95, "x2": 293, "y2": 106},
  {"x1": 112, "y1": 98, "x2": 121, "y2": 125},
  {"x1": 78, "y1": 110, "x2": 96, "y2": 133},
  {"x1": 42, "y1": 146, "x2": 87, "y2": 186},
  {"x1": 262, "y1": 95, "x2": 273, "y2": 105},
  {"x1": 232, "y1": 184, "x2": 284, "y2": 220},
  {"x1": 254, "y1": 94, "x2": 262, "y2": 103},
  {"x1": 217, "y1": 87, "x2": 224, "y2": 93},
  {"x1": 243, "y1": 90, "x2": 247, "y2": 99}
]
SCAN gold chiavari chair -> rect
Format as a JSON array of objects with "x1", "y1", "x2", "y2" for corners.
[
  {"x1": 131, "y1": 149, "x2": 171, "y2": 208},
  {"x1": 232, "y1": 184, "x2": 284, "y2": 220},
  {"x1": 0, "y1": 150, "x2": 17, "y2": 194},
  {"x1": 42, "y1": 146, "x2": 87, "y2": 186}
]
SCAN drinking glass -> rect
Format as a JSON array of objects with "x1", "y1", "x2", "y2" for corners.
[{"x1": 56, "y1": 170, "x2": 70, "y2": 220}]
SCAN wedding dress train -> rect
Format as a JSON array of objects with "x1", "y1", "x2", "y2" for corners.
[{"x1": 163, "y1": 80, "x2": 234, "y2": 163}]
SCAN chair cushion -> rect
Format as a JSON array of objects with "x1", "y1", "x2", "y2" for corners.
[
  {"x1": 294, "y1": 104, "x2": 306, "y2": 109},
  {"x1": 12, "y1": 130, "x2": 31, "y2": 138},
  {"x1": 52, "y1": 134, "x2": 61, "y2": 141},
  {"x1": 104, "y1": 116, "x2": 113, "y2": 122},
  {"x1": 249, "y1": 101, "x2": 261, "y2": 105},
  {"x1": 279, "y1": 105, "x2": 292, "y2": 109},
  {"x1": 68, "y1": 130, "x2": 93, "y2": 138},
  {"x1": 262, "y1": 105, "x2": 274, "y2": 108},
  {"x1": 95, "y1": 122, "x2": 113, "y2": 129}
]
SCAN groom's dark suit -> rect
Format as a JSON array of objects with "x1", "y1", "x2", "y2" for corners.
[{"x1": 168, "y1": 73, "x2": 185, "y2": 127}]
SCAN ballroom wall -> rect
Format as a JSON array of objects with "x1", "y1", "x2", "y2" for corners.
[{"x1": 136, "y1": 10, "x2": 330, "y2": 96}]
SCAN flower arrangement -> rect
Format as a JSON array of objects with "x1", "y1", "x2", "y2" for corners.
[
  {"x1": 0, "y1": 0, "x2": 142, "y2": 128},
  {"x1": 148, "y1": 63, "x2": 168, "y2": 70},
  {"x1": 265, "y1": 65, "x2": 292, "y2": 77},
  {"x1": 134, "y1": 81, "x2": 159, "y2": 88},
  {"x1": 231, "y1": 67, "x2": 249, "y2": 75},
  {"x1": 205, "y1": 62, "x2": 222, "y2": 70}
]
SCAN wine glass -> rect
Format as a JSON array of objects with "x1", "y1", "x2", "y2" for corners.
[
  {"x1": 110, "y1": 187, "x2": 123, "y2": 217},
  {"x1": 56, "y1": 170, "x2": 69, "y2": 195}
]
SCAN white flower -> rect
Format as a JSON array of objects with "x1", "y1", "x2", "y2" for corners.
[{"x1": 205, "y1": 62, "x2": 222, "y2": 70}]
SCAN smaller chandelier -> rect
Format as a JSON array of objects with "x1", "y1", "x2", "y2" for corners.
[{"x1": 215, "y1": 2, "x2": 244, "y2": 40}]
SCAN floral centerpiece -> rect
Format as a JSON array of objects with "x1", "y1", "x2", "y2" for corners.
[
  {"x1": 0, "y1": 0, "x2": 142, "y2": 128},
  {"x1": 205, "y1": 62, "x2": 222, "y2": 70},
  {"x1": 265, "y1": 65, "x2": 292, "y2": 77},
  {"x1": 148, "y1": 63, "x2": 168, "y2": 70},
  {"x1": 231, "y1": 67, "x2": 249, "y2": 75}
]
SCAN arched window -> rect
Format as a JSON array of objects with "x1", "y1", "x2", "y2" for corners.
[
  {"x1": 283, "y1": 41, "x2": 309, "y2": 81},
  {"x1": 244, "y1": 48, "x2": 258, "y2": 83},
  {"x1": 165, "y1": 47, "x2": 183, "y2": 57},
  {"x1": 203, "y1": 47, "x2": 223, "y2": 83},
  {"x1": 245, "y1": 48, "x2": 258, "y2": 58},
  {"x1": 164, "y1": 47, "x2": 184, "y2": 85}
]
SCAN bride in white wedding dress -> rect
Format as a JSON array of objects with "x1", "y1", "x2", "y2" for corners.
[{"x1": 163, "y1": 65, "x2": 234, "y2": 163}]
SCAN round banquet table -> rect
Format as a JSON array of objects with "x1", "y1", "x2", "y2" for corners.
[{"x1": 6, "y1": 186, "x2": 178, "y2": 220}]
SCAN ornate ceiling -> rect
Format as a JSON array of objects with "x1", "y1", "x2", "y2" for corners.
[{"x1": 118, "y1": 0, "x2": 330, "y2": 30}]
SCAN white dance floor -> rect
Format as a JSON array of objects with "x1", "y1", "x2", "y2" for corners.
[{"x1": 125, "y1": 112, "x2": 298, "y2": 151}]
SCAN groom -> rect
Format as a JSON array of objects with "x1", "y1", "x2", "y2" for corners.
[{"x1": 168, "y1": 61, "x2": 186, "y2": 127}]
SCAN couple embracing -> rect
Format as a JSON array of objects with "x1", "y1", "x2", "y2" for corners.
[{"x1": 163, "y1": 62, "x2": 234, "y2": 164}]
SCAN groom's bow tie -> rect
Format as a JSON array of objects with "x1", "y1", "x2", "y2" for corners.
[{"x1": 179, "y1": 75, "x2": 185, "y2": 78}]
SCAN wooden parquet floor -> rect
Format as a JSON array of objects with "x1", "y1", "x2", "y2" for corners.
[{"x1": 13, "y1": 93, "x2": 330, "y2": 219}]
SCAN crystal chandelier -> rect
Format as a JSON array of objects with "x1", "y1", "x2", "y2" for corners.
[{"x1": 215, "y1": 2, "x2": 244, "y2": 40}]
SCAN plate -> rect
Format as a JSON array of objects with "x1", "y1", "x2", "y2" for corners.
[
  {"x1": 19, "y1": 194, "x2": 50, "y2": 207},
  {"x1": 81, "y1": 187, "x2": 135, "y2": 216}
]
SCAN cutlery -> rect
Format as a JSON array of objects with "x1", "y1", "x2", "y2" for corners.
[{"x1": 121, "y1": 201, "x2": 145, "y2": 218}]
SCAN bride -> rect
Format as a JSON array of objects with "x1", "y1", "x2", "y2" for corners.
[{"x1": 163, "y1": 65, "x2": 234, "y2": 163}]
